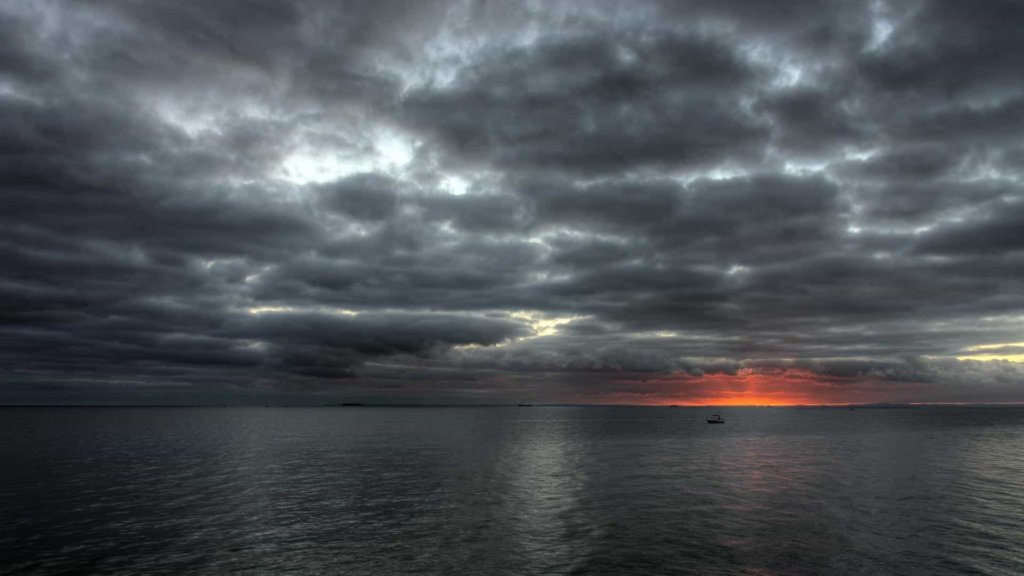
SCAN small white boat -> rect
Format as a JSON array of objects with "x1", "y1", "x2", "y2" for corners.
[{"x1": 706, "y1": 414, "x2": 725, "y2": 424}]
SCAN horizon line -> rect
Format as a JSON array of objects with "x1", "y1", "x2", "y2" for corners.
[{"x1": 3, "y1": 402, "x2": 1024, "y2": 408}]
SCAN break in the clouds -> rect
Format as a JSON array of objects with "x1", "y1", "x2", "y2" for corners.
[{"x1": 2, "y1": 0, "x2": 1024, "y2": 404}]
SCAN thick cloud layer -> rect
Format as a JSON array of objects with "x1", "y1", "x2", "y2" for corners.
[{"x1": 2, "y1": 0, "x2": 1023, "y2": 404}]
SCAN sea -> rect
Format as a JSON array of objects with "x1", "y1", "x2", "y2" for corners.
[{"x1": 2, "y1": 406, "x2": 1023, "y2": 575}]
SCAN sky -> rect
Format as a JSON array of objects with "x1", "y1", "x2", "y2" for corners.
[{"x1": 2, "y1": 0, "x2": 1023, "y2": 405}]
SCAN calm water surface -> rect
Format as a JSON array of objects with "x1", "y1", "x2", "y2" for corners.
[{"x1": 2, "y1": 406, "x2": 1023, "y2": 575}]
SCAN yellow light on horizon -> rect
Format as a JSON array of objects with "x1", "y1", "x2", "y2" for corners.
[{"x1": 956, "y1": 342, "x2": 1024, "y2": 362}]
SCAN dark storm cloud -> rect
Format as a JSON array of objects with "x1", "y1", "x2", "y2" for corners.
[
  {"x1": 916, "y1": 199, "x2": 1024, "y2": 255},
  {"x1": 856, "y1": 0, "x2": 1024, "y2": 99},
  {"x1": 401, "y1": 30, "x2": 768, "y2": 174},
  {"x1": 2, "y1": 0, "x2": 1024, "y2": 404},
  {"x1": 232, "y1": 311, "x2": 525, "y2": 354},
  {"x1": 836, "y1": 145, "x2": 964, "y2": 183},
  {"x1": 317, "y1": 173, "x2": 401, "y2": 221},
  {"x1": 756, "y1": 87, "x2": 866, "y2": 154},
  {"x1": 232, "y1": 310, "x2": 527, "y2": 379}
]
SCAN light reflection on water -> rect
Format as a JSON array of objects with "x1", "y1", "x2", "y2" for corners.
[{"x1": 2, "y1": 406, "x2": 1024, "y2": 575}]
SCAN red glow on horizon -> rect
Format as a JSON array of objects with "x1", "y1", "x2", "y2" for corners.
[{"x1": 592, "y1": 368, "x2": 925, "y2": 406}]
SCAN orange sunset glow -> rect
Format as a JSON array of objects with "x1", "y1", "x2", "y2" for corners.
[{"x1": 593, "y1": 369, "x2": 928, "y2": 406}]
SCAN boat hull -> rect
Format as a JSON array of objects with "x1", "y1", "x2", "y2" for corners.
[{"x1": 706, "y1": 419, "x2": 725, "y2": 424}]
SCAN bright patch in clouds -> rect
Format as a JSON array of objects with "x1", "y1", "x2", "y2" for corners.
[
  {"x1": 278, "y1": 128, "x2": 416, "y2": 185},
  {"x1": 957, "y1": 342, "x2": 1024, "y2": 363}
]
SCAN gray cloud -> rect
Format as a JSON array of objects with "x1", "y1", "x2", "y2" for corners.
[
  {"x1": 402, "y1": 30, "x2": 768, "y2": 175},
  {"x1": 2, "y1": 0, "x2": 1023, "y2": 404}
]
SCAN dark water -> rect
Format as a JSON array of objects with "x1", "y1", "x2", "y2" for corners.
[{"x1": 2, "y1": 407, "x2": 1023, "y2": 575}]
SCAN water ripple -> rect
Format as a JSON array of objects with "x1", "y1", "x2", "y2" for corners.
[{"x1": 2, "y1": 406, "x2": 1024, "y2": 575}]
